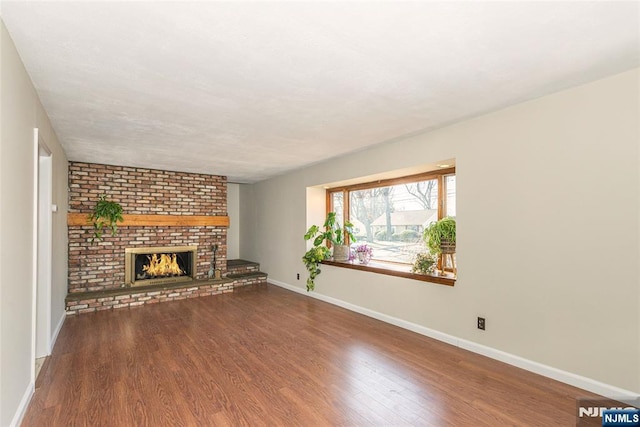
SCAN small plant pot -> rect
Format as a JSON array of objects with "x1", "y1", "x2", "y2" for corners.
[
  {"x1": 333, "y1": 245, "x2": 350, "y2": 261},
  {"x1": 356, "y1": 252, "x2": 371, "y2": 265},
  {"x1": 440, "y1": 240, "x2": 456, "y2": 254}
]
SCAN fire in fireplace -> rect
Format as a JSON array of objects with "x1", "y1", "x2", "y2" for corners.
[
  {"x1": 140, "y1": 253, "x2": 185, "y2": 279},
  {"x1": 125, "y1": 246, "x2": 197, "y2": 286}
]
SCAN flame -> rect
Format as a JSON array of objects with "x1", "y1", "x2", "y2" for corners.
[{"x1": 142, "y1": 253, "x2": 184, "y2": 277}]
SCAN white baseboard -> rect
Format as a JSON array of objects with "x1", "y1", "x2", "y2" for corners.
[
  {"x1": 267, "y1": 278, "x2": 640, "y2": 403},
  {"x1": 9, "y1": 313, "x2": 64, "y2": 426},
  {"x1": 10, "y1": 382, "x2": 34, "y2": 427},
  {"x1": 50, "y1": 311, "x2": 65, "y2": 353}
]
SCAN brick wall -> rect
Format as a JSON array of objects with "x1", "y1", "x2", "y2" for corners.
[{"x1": 68, "y1": 162, "x2": 227, "y2": 293}]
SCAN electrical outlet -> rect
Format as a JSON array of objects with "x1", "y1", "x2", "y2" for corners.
[
  {"x1": 297, "y1": 273, "x2": 300, "y2": 280},
  {"x1": 477, "y1": 317, "x2": 486, "y2": 330}
]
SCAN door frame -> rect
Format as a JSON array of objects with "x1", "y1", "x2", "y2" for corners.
[{"x1": 31, "y1": 128, "x2": 53, "y2": 382}]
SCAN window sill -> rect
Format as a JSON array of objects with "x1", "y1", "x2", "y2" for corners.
[{"x1": 321, "y1": 260, "x2": 456, "y2": 287}]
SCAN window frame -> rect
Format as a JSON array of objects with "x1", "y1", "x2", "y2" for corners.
[{"x1": 325, "y1": 167, "x2": 456, "y2": 286}]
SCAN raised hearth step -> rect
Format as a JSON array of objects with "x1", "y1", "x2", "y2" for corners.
[
  {"x1": 226, "y1": 271, "x2": 268, "y2": 280},
  {"x1": 227, "y1": 259, "x2": 259, "y2": 268},
  {"x1": 226, "y1": 259, "x2": 261, "y2": 275}
]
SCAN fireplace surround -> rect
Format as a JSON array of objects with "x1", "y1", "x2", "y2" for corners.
[
  {"x1": 67, "y1": 162, "x2": 227, "y2": 293},
  {"x1": 63, "y1": 162, "x2": 261, "y2": 316}
]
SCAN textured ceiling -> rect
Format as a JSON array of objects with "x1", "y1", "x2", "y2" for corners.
[{"x1": 2, "y1": 2, "x2": 639, "y2": 183}]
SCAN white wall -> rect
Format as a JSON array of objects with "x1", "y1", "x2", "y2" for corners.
[
  {"x1": 0, "y1": 21, "x2": 68, "y2": 426},
  {"x1": 238, "y1": 183, "x2": 256, "y2": 261},
  {"x1": 245, "y1": 69, "x2": 640, "y2": 394},
  {"x1": 227, "y1": 183, "x2": 240, "y2": 260}
]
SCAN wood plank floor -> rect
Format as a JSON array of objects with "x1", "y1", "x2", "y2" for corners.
[{"x1": 23, "y1": 283, "x2": 598, "y2": 426}]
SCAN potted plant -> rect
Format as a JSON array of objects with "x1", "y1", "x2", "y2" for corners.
[
  {"x1": 354, "y1": 244, "x2": 373, "y2": 265},
  {"x1": 423, "y1": 217, "x2": 456, "y2": 254},
  {"x1": 302, "y1": 212, "x2": 356, "y2": 291},
  {"x1": 89, "y1": 195, "x2": 124, "y2": 244},
  {"x1": 329, "y1": 213, "x2": 356, "y2": 262},
  {"x1": 411, "y1": 252, "x2": 436, "y2": 275},
  {"x1": 305, "y1": 212, "x2": 356, "y2": 261},
  {"x1": 423, "y1": 216, "x2": 456, "y2": 274}
]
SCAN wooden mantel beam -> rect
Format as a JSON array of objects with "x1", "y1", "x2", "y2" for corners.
[{"x1": 68, "y1": 213, "x2": 230, "y2": 227}]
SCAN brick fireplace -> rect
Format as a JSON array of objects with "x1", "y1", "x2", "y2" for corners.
[{"x1": 67, "y1": 162, "x2": 228, "y2": 294}]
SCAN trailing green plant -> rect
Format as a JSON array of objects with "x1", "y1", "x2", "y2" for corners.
[
  {"x1": 423, "y1": 216, "x2": 456, "y2": 254},
  {"x1": 302, "y1": 245, "x2": 330, "y2": 292},
  {"x1": 302, "y1": 212, "x2": 356, "y2": 291},
  {"x1": 88, "y1": 195, "x2": 124, "y2": 244},
  {"x1": 411, "y1": 252, "x2": 436, "y2": 275}
]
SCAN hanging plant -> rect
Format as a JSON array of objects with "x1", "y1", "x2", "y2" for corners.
[
  {"x1": 89, "y1": 195, "x2": 124, "y2": 244},
  {"x1": 302, "y1": 245, "x2": 331, "y2": 292},
  {"x1": 423, "y1": 217, "x2": 456, "y2": 254}
]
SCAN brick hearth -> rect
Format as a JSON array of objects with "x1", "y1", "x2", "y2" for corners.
[{"x1": 66, "y1": 260, "x2": 268, "y2": 315}]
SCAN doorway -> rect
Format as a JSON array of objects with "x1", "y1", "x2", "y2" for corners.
[{"x1": 33, "y1": 128, "x2": 52, "y2": 382}]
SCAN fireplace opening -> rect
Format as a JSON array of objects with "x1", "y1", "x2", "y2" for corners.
[
  {"x1": 136, "y1": 252, "x2": 190, "y2": 280},
  {"x1": 125, "y1": 246, "x2": 197, "y2": 286}
]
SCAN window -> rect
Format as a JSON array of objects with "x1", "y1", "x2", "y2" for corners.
[{"x1": 326, "y1": 167, "x2": 456, "y2": 282}]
